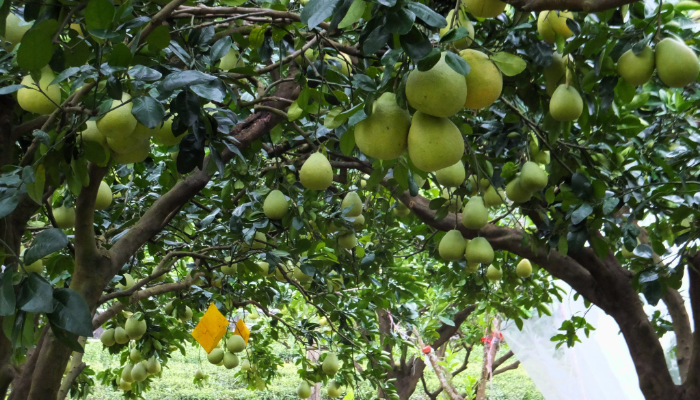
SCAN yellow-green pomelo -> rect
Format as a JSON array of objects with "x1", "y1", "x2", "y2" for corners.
[
  {"x1": 274, "y1": 263, "x2": 293, "y2": 282},
  {"x1": 18, "y1": 67, "x2": 61, "y2": 115},
  {"x1": 341, "y1": 192, "x2": 363, "y2": 217},
  {"x1": 442, "y1": 188, "x2": 462, "y2": 212},
  {"x1": 544, "y1": 53, "x2": 566, "y2": 96},
  {"x1": 251, "y1": 231, "x2": 267, "y2": 250},
  {"x1": 617, "y1": 46, "x2": 655, "y2": 86},
  {"x1": 118, "y1": 379, "x2": 132, "y2": 391},
  {"x1": 549, "y1": 85, "x2": 583, "y2": 121},
  {"x1": 227, "y1": 334, "x2": 246, "y2": 352},
  {"x1": 53, "y1": 206, "x2": 76, "y2": 229},
  {"x1": 219, "y1": 48, "x2": 242, "y2": 70},
  {"x1": 465, "y1": 261, "x2": 480, "y2": 273},
  {"x1": 221, "y1": 262, "x2": 237, "y2": 275},
  {"x1": 324, "y1": 53, "x2": 352, "y2": 77},
  {"x1": 23, "y1": 256, "x2": 43, "y2": 274},
  {"x1": 516, "y1": 259, "x2": 533, "y2": 278},
  {"x1": 405, "y1": 53, "x2": 467, "y2": 118},
  {"x1": 256, "y1": 261, "x2": 271, "y2": 277},
  {"x1": 407, "y1": 112, "x2": 465, "y2": 172},
  {"x1": 520, "y1": 161, "x2": 548, "y2": 192},
  {"x1": 100, "y1": 328, "x2": 116, "y2": 347},
  {"x1": 414, "y1": 175, "x2": 426, "y2": 189},
  {"x1": 121, "y1": 364, "x2": 135, "y2": 383},
  {"x1": 114, "y1": 327, "x2": 130, "y2": 344},
  {"x1": 111, "y1": 138, "x2": 150, "y2": 164},
  {"x1": 297, "y1": 381, "x2": 312, "y2": 399},
  {"x1": 97, "y1": 94, "x2": 137, "y2": 139},
  {"x1": 131, "y1": 123, "x2": 157, "y2": 140},
  {"x1": 300, "y1": 152, "x2": 333, "y2": 190},
  {"x1": 465, "y1": 237, "x2": 494, "y2": 264},
  {"x1": 327, "y1": 380, "x2": 343, "y2": 398},
  {"x1": 207, "y1": 348, "x2": 225, "y2": 364},
  {"x1": 116, "y1": 273, "x2": 135, "y2": 291},
  {"x1": 537, "y1": 11, "x2": 574, "y2": 44},
  {"x1": 534, "y1": 150, "x2": 551, "y2": 165},
  {"x1": 440, "y1": 9, "x2": 474, "y2": 50},
  {"x1": 439, "y1": 230, "x2": 467, "y2": 261},
  {"x1": 459, "y1": 50, "x2": 502, "y2": 109},
  {"x1": 295, "y1": 48, "x2": 318, "y2": 66},
  {"x1": 462, "y1": 196, "x2": 489, "y2": 229},
  {"x1": 506, "y1": 178, "x2": 532, "y2": 203},
  {"x1": 240, "y1": 360, "x2": 251, "y2": 371},
  {"x1": 146, "y1": 357, "x2": 161, "y2": 374},
  {"x1": 436, "y1": 161, "x2": 466, "y2": 187},
  {"x1": 223, "y1": 353, "x2": 239, "y2": 369},
  {"x1": 655, "y1": 38, "x2": 700, "y2": 88},
  {"x1": 179, "y1": 306, "x2": 193, "y2": 321},
  {"x1": 79, "y1": 121, "x2": 108, "y2": 148},
  {"x1": 483, "y1": 185, "x2": 504, "y2": 207},
  {"x1": 338, "y1": 233, "x2": 357, "y2": 249},
  {"x1": 354, "y1": 92, "x2": 411, "y2": 160},
  {"x1": 131, "y1": 362, "x2": 148, "y2": 382},
  {"x1": 462, "y1": 0, "x2": 506, "y2": 18},
  {"x1": 352, "y1": 214, "x2": 366, "y2": 230},
  {"x1": 129, "y1": 348, "x2": 141, "y2": 362},
  {"x1": 95, "y1": 181, "x2": 113, "y2": 210},
  {"x1": 2, "y1": 13, "x2": 32, "y2": 49},
  {"x1": 294, "y1": 266, "x2": 313, "y2": 282},
  {"x1": 194, "y1": 370, "x2": 205, "y2": 379},
  {"x1": 393, "y1": 202, "x2": 411, "y2": 217},
  {"x1": 125, "y1": 315, "x2": 147, "y2": 339},
  {"x1": 263, "y1": 190, "x2": 289, "y2": 219},
  {"x1": 486, "y1": 265, "x2": 503, "y2": 281},
  {"x1": 322, "y1": 352, "x2": 340, "y2": 375},
  {"x1": 152, "y1": 117, "x2": 186, "y2": 146}
]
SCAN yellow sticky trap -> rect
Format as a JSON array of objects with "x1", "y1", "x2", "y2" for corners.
[
  {"x1": 234, "y1": 318, "x2": 250, "y2": 345},
  {"x1": 191, "y1": 303, "x2": 229, "y2": 353}
]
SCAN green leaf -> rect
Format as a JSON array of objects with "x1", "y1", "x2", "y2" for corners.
[
  {"x1": 24, "y1": 228, "x2": 68, "y2": 266},
  {"x1": 362, "y1": 24, "x2": 391, "y2": 55},
  {"x1": 399, "y1": 27, "x2": 432, "y2": 61},
  {"x1": 590, "y1": 235, "x2": 609, "y2": 260},
  {"x1": 25, "y1": 165, "x2": 45, "y2": 205},
  {"x1": 490, "y1": 52, "x2": 527, "y2": 77},
  {"x1": 405, "y1": 2, "x2": 446, "y2": 29},
  {"x1": 0, "y1": 271, "x2": 16, "y2": 316},
  {"x1": 146, "y1": 25, "x2": 171, "y2": 52},
  {"x1": 393, "y1": 164, "x2": 409, "y2": 190},
  {"x1": 82, "y1": 141, "x2": 110, "y2": 166},
  {"x1": 602, "y1": 197, "x2": 618, "y2": 215},
  {"x1": 445, "y1": 52, "x2": 470, "y2": 75},
  {"x1": 16, "y1": 273, "x2": 53, "y2": 314},
  {"x1": 570, "y1": 173, "x2": 592, "y2": 199},
  {"x1": 132, "y1": 96, "x2": 165, "y2": 129},
  {"x1": 49, "y1": 322, "x2": 85, "y2": 353},
  {"x1": 17, "y1": 19, "x2": 58, "y2": 71},
  {"x1": 385, "y1": 8, "x2": 415, "y2": 35},
  {"x1": 48, "y1": 288, "x2": 93, "y2": 337},
  {"x1": 108, "y1": 43, "x2": 132, "y2": 68},
  {"x1": 210, "y1": 37, "x2": 232, "y2": 63},
  {"x1": 440, "y1": 27, "x2": 471, "y2": 44},
  {"x1": 128, "y1": 65, "x2": 162, "y2": 82},
  {"x1": 416, "y1": 49, "x2": 441, "y2": 71},
  {"x1": 0, "y1": 85, "x2": 25, "y2": 95},
  {"x1": 438, "y1": 316, "x2": 455, "y2": 326},
  {"x1": 300, "y1": 0, "x2": 340, "y2": 30},
  {"x1": 0, "y1": 194, "x2": 19, "y2": 220},
  {"x1": 85, "y1": 0, "x2": 114, "y2": 31},
  {"x1": 340, "y1": 130, "x2": 356, "y2": 156},
  {"x1": 571, "y1": 203, "x2": 593, "y2": 225},
  {"x1": 338, "y1": 0, "x2": 366, "y2": 29},
  {"x1": 324, "y1": 107, "x2": 345, "y2": 129},
  {"x1": 160, "y1": 71, "x2": 216, "y2": 91}
]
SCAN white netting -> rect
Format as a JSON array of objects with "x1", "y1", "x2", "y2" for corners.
[{"x1": 501, "y1": 285, "x2": 645, "y2": 400}]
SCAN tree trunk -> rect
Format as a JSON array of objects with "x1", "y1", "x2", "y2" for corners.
[
  {"x1": 386, "y1": 357, "x2": 426, "y2": 400},
  {"x1": 307, "y1": 348, "x2": 321, "y2": 400}
]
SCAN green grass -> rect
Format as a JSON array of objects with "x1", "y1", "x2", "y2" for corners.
[{"x1": 82, "y1": 340, "x2": 543, "y2": 400}]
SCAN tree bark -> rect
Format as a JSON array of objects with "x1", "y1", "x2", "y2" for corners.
[{"x1": 663, "y1": 288, "x2": 693, "y2": 383}]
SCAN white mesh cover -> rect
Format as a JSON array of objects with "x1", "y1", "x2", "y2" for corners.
[{"x1": 501, "y1": 285, "x2": 645, "y2": 400}]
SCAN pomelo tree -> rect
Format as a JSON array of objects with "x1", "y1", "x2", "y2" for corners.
[{"x1": 0, "y1": 0, "x2": 700, "y2": 400}]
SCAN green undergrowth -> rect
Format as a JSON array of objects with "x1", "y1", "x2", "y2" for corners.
[{"x1": 82, "y1": 340, "x2": 543, "y2": 400}]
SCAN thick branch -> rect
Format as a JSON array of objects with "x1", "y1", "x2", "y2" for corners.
[
  {"x1": 687, "y1": 254, "x2": 700, "y2": 391},
  {"x1": 433, "y1": 305, "x2": 476, "y2": 349},
  {"x1": 663, "y1": 288, "x2": 693, "y2": 383}
]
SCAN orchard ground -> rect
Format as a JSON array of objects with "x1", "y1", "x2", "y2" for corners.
[{"x1": 83, "y1": 340, "x2": 541, "y2": 400}]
